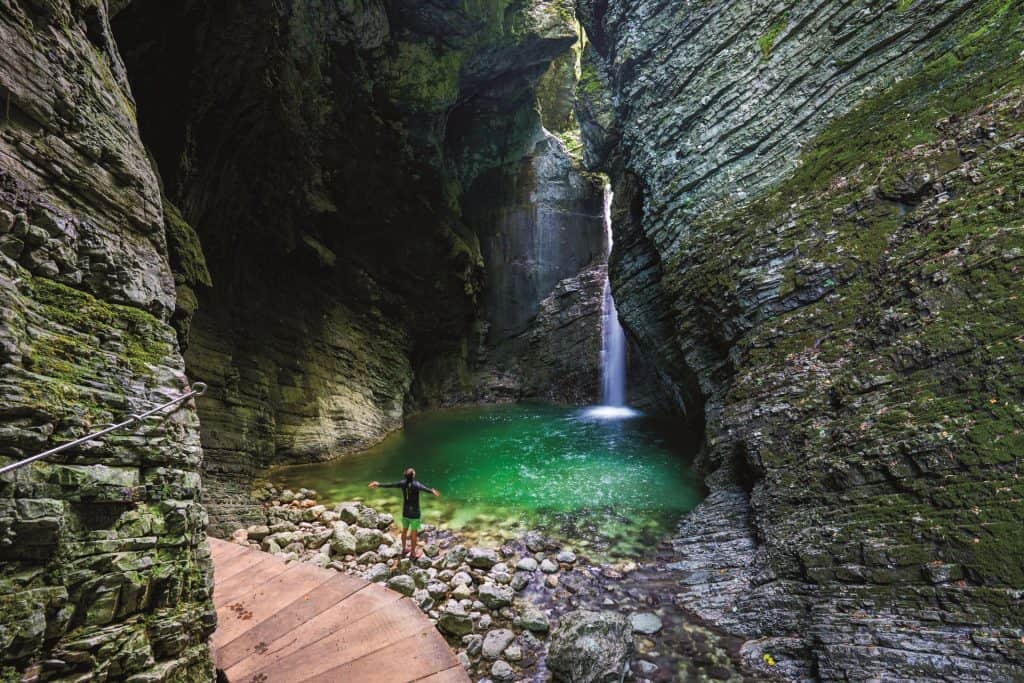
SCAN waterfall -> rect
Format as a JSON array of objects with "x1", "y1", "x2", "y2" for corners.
[{"x1": 599, "y1": 185, "x2": 629, "y2": 408}]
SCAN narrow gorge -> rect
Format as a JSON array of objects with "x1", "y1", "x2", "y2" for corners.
[{"x1": 1, "y1": 0, "x2": 1022, "y2": 681}]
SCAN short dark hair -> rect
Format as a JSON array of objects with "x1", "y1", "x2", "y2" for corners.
[{"x1": 404, "y1": 467, "x2": 415, "y2": 480}]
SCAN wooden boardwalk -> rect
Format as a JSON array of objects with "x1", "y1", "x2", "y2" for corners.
[{"x1": 209, "y1": 537, "x2": 469, "y2": 683}]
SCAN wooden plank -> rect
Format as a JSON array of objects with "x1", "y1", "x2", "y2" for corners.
[
  {"x1": 214, "y1": 555, "x2": 293, "y2": 606},
  {"x1": 215, "y1": 572, "x2": 366, "y2": 671},
  {"x1": 412, "y1": 665, "x2": 472, "y2": 683},
  {"x1": 212, "y1": 561, "x2": 337, "y2": 649},
  {"x1": 211, "y1": 548, "x2": 276, "y2": 585},
  {"x1": 304, "y1": 626, "x2": 462, "y2": 683},
  {"x1": 209, "y1": 536, "x2": 462, "y2": 683},
  {"x1": 226, "y1": 594, "x2": 426, "y2": 682},
  {"x1": 221, "y1": 584, "x2": 403, "y2": 681},
  {"x1": 209, "y1": 537, "x2": 247, "y2": 563}
]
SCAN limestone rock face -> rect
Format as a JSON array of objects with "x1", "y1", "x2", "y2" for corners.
[
  {"x1": 577, "y1": 0, "x2": 1024, "y2": 680},
  {"x1": 0, "y1": 1, "x2": 213, "y2": 679},
  {"x1": 466, "y1": 134, "x2": 608, "y2": 405},
  {"x1": 109, "y1": 0, "x2": 601, "y2": 534}
]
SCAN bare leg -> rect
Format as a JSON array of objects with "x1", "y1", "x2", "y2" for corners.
[
  {"x1": 410, "y1": 530, "x2": 419, "y2": 558},
  {"x1": 401, "y1": 527, "x2": 409, "y2": 555}
]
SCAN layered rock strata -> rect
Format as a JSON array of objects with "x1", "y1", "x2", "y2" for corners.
[
  {"x1": 0, "y1": 0, "x2": 213, "y2": 678},
  {"x1": 109, "y1": 0, "x2": 605, "y2": 534},
  {"x1": 578, "y1": 0, "x2": 1024, "y2": 679}
]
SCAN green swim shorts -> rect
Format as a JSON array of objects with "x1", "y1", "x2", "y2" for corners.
[{"x1": 402, "y1": 517, "x2": 422, "y2": 531}]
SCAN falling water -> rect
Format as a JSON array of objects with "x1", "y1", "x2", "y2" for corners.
[{"x1": 599, "y1": 185, "x2": 629, "y2": 408}]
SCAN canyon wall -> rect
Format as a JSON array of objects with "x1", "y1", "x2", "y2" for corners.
[
  {"x1": 110, "y1": 0, "x2": 606, "y2": 535},
  {"x1": 0, "y1": 0, "x2": 213, "y2": 678},
  {"x1": 577, "y1": 0, "x2": 1024, "y2": 679}
]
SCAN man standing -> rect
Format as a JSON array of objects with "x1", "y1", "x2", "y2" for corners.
[{"x1": 368, "y1": 468, "x2": 440, "y2": 558}]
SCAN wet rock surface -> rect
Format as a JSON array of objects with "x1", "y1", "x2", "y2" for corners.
[
  {"x1": 577, "y1": 0, "x2": 1024, "y2": 679},
  {"x1": 233, "y1": 489, "x2": 764, "y2": 682}
]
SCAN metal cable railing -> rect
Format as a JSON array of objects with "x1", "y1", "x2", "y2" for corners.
[{"x1": 0, "y1": 381, "x2": 207, "y2": 477}]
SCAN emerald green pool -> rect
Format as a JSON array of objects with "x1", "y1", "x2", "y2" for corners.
[{"x1": 266, "y1": 404, "x2": 703, "y2": 559}]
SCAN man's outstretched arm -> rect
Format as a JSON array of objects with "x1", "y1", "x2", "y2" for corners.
[
  {"x1": 414, "y1": 481, "x2": 440, "y2": 496},
  {"x1": 369, "y1": 480, "x2": 404, "y2": 488}
]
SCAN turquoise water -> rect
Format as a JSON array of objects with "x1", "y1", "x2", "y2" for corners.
[{"x1": 267, "y1": 404, "x2": 703, "y2": 559}]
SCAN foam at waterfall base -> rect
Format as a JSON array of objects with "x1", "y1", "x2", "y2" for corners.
[{"x1": 582, "y1": 405, "x2": 641, "y2": 420}]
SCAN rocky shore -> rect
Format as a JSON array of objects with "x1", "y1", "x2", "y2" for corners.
[{"x1": 229, "y1": 488, "x2": 760, "y2": 682}]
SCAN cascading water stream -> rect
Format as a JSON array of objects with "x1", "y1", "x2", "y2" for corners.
[{"x1": 590, "y1": 185, "x2": 637, "y2": 419}]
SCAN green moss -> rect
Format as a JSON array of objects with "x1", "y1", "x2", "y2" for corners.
[
  {"x1": 758, "y1": 17, "x2": 787, "y2": 61},
  {"x1": 163, "y1": 199, "x2": 211, "y2": 288},
  {"x1": 896, "y1": 0, "x2": 915, "y2": 12},
  {"x1": 578, "y1": 56, "x2": 603, "y2": 96},
  {"x1": 668, "y1": 0, "x2": 1024, "y2": 597},
  {"x1": 387, "y1": 42, "x2": 464, "y2": 112},
  {"x1": 23, "y1": 276, "x2": 171, "y2": 393}
]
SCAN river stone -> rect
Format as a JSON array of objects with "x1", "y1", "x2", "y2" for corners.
[
  {"x1": 302, "y1": 504, "x2": 327, "y2": 521},
  {"x1": 442, "y1": 545, "x2": 468, "y2": 569},
  {"x1": 376, "y1": 512, "x2": 394, "y2": 529},
  {"x1": 354, "y1": 528, "x2": 387, "y2": 553},
  {"x1": 423, "y1": 542, "x2": 440, "y2": 558},
  {"x1": 308, "y1": 553, "x2": 331, "y2": 568},
  {"x1": 280, "y1": 489, "x2": 296, "y2": 503},
  {"x1": 540, "y1": 558, "x2": 559, "y2": 574},
  {"x1": 426, "y1": 582, "x2": 449, "y2": 600},
  {"x1": 462, "y1": 633, "x2": 483, "y2": 656},
  {"x1": 357, "y1": 507, "x2": 379, "y2": 529},
  {"x1": 451, "y1": 584, "x2": 473, "y2": 600},
  {"x1": 387, "y1": 575, "x2": 416, "y2": 596},
  {"x1": 246, "y1": 524, "x2": 270, "y2": 541},
  {"x1": 365, "y1": 563, "x2": 389, "y2": 583},
  {"x1": 524, "y1": 531, "x2": 548, "y2": 552},
  {"x1": 515, "y1": 604, "x2": 550, "y2": 633},
  {"x1": 516, "y1": 557, "x2": 539, "y2": 572},
  {"x1": 438, "y1": 604, "x2": 474, "y2": 637},
  {"x1": 478, "y1": 584, "x2": 513, "y2": 609},
  {"x1": 505, "y1": 644, "x2": 522, "y2": 662},
  {"x1": 547, "y1": 610, "x2": 634, "y2": 683},
  {"x1": 408, "y1": 568, "x2": 430, "y2": 588},
  {"x1": 468, "y1": 547, "x2": 499, "y2": 569},
  {"x1": 482, "y1": 628, "x2": 515, "y2": 659},
  {"x1": 556, "y1": 550, "x2": 577, "y2": 564},
  {"x1": 356, "y1": 551, "x2": 380, "y2": 565},
  {"x1": 630, "y1": 612, "x2": 663, "y2": 635},
  {"x1": 451, "y1": 571, "x2": 473, "y2": 586},
  {"x1": 491, "y1": 660, "x2": 515, "y2": 681},
  {"x1": 510, "y1": 572, "x2": 531, "y2": 591},
  {"x1": 413, "y1": 589, "x2": 434, "y2": 612},
  {"x1": 336, "y1": 504, "x2": 360, "y2": 524}
]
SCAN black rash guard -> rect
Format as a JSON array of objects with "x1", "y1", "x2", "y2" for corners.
[{"x1": 378, "y1": 479, "x2": 434, "y2": 519}]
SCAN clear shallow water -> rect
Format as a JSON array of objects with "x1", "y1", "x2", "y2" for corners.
[{"x1": 267, "y1": 403, "x2": 703, "y2": 559}]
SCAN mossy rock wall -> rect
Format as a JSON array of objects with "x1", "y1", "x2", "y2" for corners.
[
  {"x1": 577, "y1": 0, "x2": 1024, "y2": 679},
  {"x1": 109, "y1": 0, "x2": 600, "y2": 532},
  {"x1": 0, "y1": 1, "x2": 214, "y2": 678}
]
